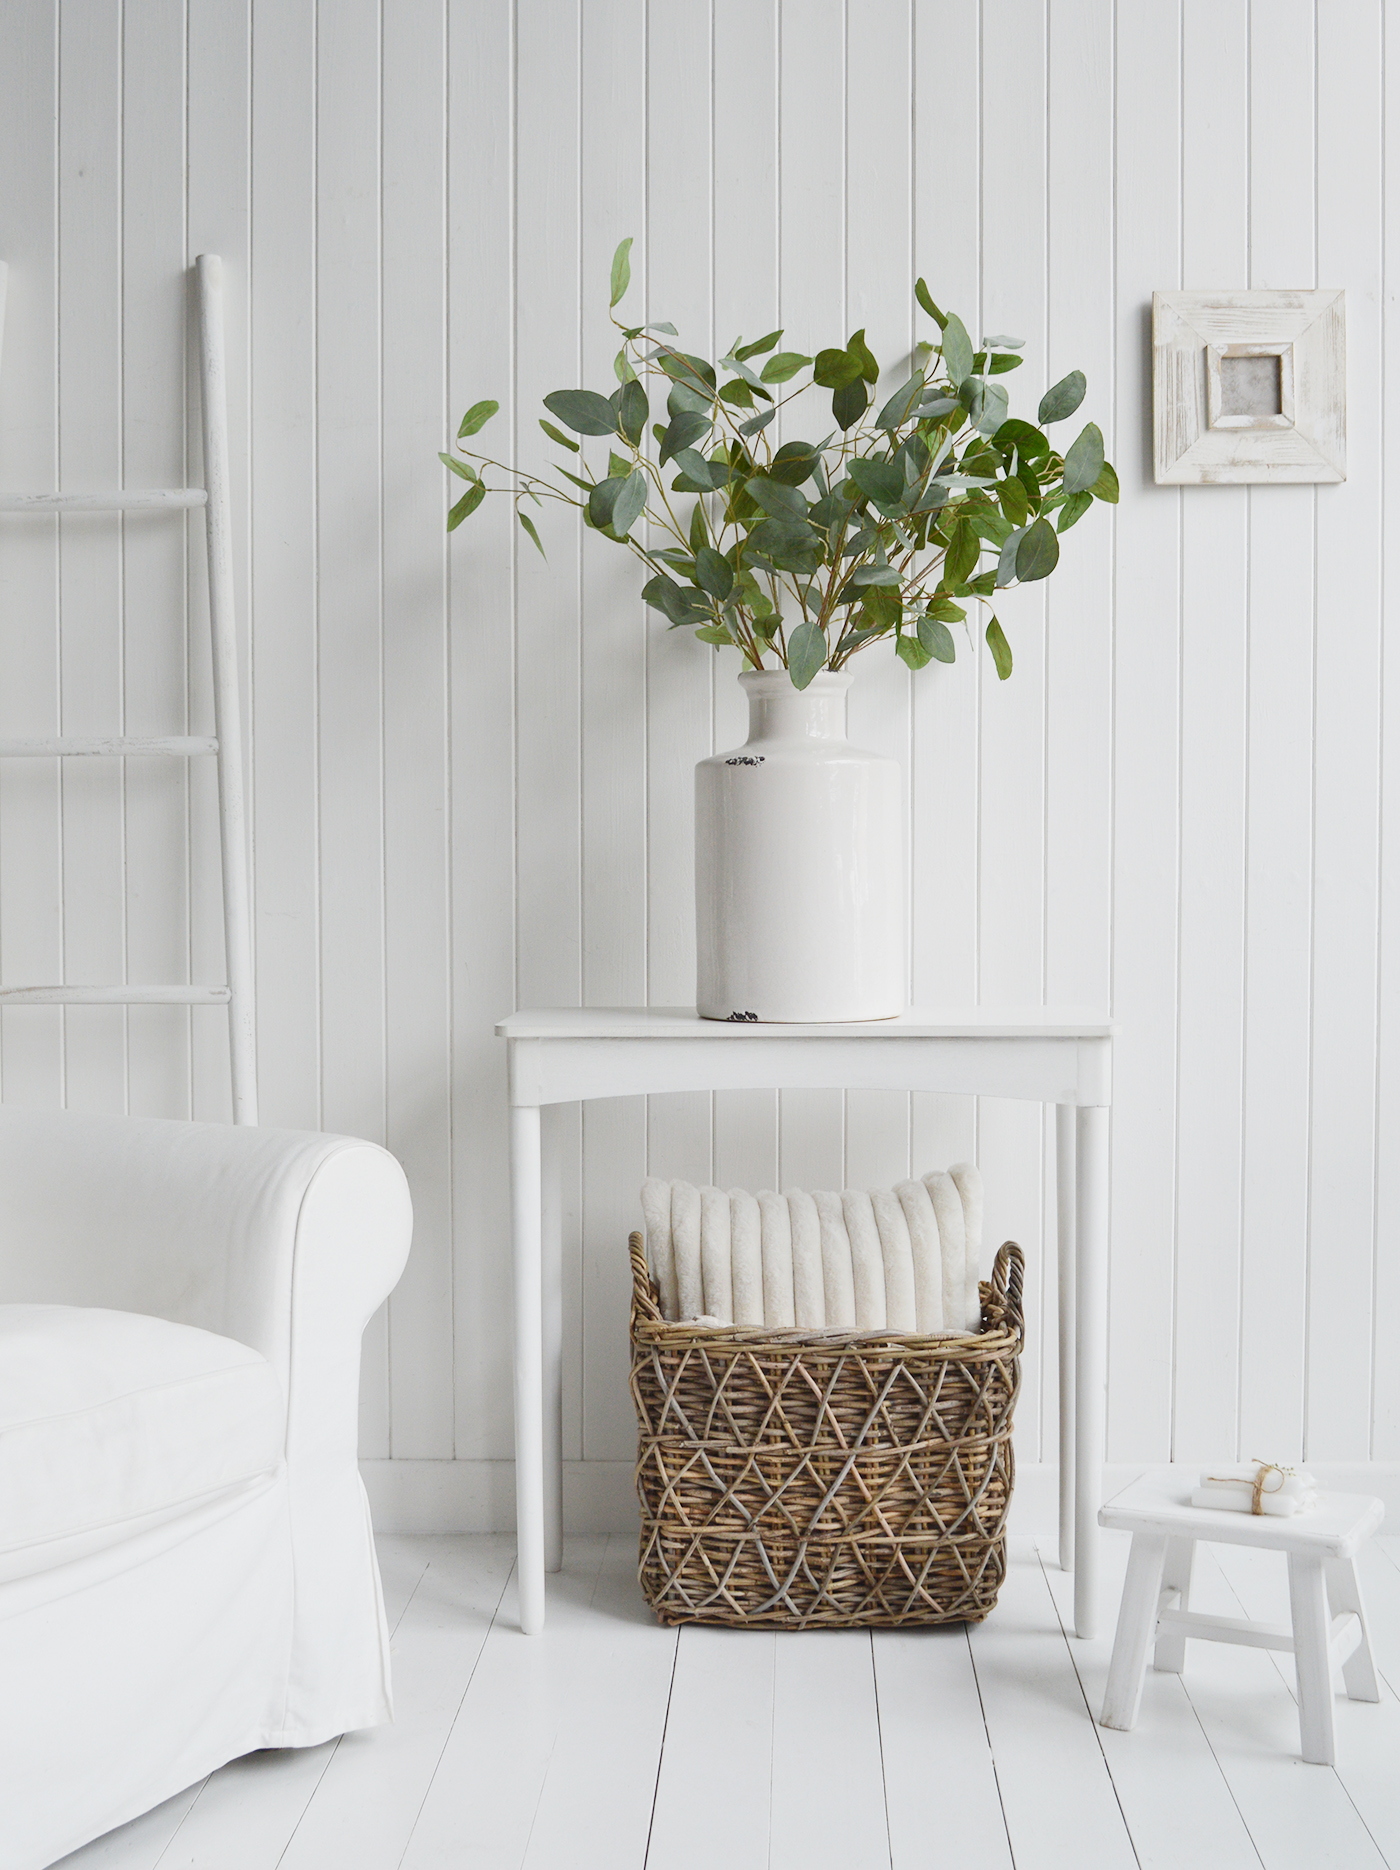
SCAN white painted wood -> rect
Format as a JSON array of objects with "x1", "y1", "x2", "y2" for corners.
[
  {"x1": 1100, "y1": 1532, "x2": 1168, "y2": 1729},
  {"x1": 0, "y1": 737, "x2": 216, "y2": 757},
  {"x1": 872, "y1": 1625, "x2": 1015, "y2": 1870},
  {"x1": 769, "y1": 1632, "x2": 889, "y2": 1870},
  {"x1": 1056, "y1": 1102, "x2": 1076, "y2": 1571},
  {"x1": 646, "y1": 1627, "x2": 775, "y2": 1870},
  {"x1": 1288, "y1": 1553, "x2": 1338, "y2": 1764},
  {"x1": 1154, "y1": 1606, "x2": 1297, "y2": 1652},
  {"x1": 0, "y1": 985, "x2": 228, "y2": 1006},
  {"x1": 1075, "y1": 1103, "x2": 1110, "y2": 1637},
  {"x1": 969, "y1": 1547, "x2": 1138, "y2": 1869},
  {"x1": 0, "y1": 488, "x2": 206, "y2": 510},
  {"x1": 1154, "y1": 291, "x2": 1346, "y2": 482},
  {"x1": 1154, "y1": 1535, "x2": 1195, "y2": 1673},
  {"x1": 1324, "y1": 1556, "x2": 1382, "y2": 1703},
  {"x1": 1100, "y1": 1474, "x2": 1386, "y2": 1558},
  {"x1": 511, "y1": 1101, "x2": 546, "y2": 1636}
]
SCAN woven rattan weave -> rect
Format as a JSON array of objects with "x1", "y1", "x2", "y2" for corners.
[{"x1": 629, "y1": 1232, "x2": 1024, "y2": 1628}]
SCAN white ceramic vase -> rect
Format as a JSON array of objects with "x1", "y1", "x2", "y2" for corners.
[{"x1": 695, "y1": 669, "x2": 905, "y2": 1023}]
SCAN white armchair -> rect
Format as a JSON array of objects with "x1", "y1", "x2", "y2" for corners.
[{"x1": 0, "y1": 1109, "x2": 412, "y2": 1870}]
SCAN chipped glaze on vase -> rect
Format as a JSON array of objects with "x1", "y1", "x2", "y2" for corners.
[{"x1": 695, "y1": 669, "x2": 905, "y2": 1023}]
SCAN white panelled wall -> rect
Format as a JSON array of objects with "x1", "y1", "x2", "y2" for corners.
[{"x1": 1, "y1": 0, "x2": 1396, "y2": 1527}]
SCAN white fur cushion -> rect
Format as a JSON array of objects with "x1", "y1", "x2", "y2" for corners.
[{"x1": 641, "y1": 1165, "x2": 984, "y2": 1333}]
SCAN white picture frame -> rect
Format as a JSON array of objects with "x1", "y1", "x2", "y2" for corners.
[{"x1": 1152, "y1": 289, "x2": 1345, "y2": 484}]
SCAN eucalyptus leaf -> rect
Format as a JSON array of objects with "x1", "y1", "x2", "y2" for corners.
[
  {"x1": 974, "y1": 381, "x2": 1010, "y2": 435},
  {"x1": 914, "y1": 278, "x2": 946, "y2": 326},
  {"x1": 769, "y1": 441, "x2": 821, "y2": 486},
  {"x1": 447, "y1": 480, "x2": 487, "y2": 530},
  {"x1": 896, "y1": 632, "x2": 933, "y2": 670},
  {"x1": 998, "y1": 475, "x2": 1029, "y2": 528},
  {"x1": 610, "y1": 236, "x2": 633, "y2": 309},
  {"x1": 617, "y1": 377, "x2": 649, "y2": 445},
  {"x1": 993, "y1": 418, "x2": 1050, "y2": 464},
  {"x1": 747, "y1": 518, "x2": 822, "y2": 574},
  {"x1": 848, "y1": 458, "x2": 905, "y2": 508},
  {"x1": 658, "y1": 350, "x2": 718, "y2": 392},
  {"x1": 914, "y1": 394, "x2": 961, "y2": 419},
  {"x1": 739, "y1": 406, "x2": 777, "y2": 436},
  {"x1": 587, "y1": 475, "x2": 626, "y2": 530},
  {"x1": 786, "y1": 621, "x2": 827, "y2": 690},
  {"x1": 612, "y1": 467, "x2": 648, "y2": 536},
  {"x1": 876, "y1": 374, "x2": 927, "y2": 429},
  {"x1": 1091, "y1": 461, "x2": 1120, "y2": 504},
  {"x1": 735, "y1": 329, "x2": 782, "y2": 360},
  {"x1": 518, "y1": 510, "x2": 546, "y2": 557},
  {"x1": 985, "y1": 615, "x2": 1013, "y2": 680},
  {"x1": 1057, "y1": 489, "x2": 1093, "y2": 533},
  {"x1": 543, "y1": 389, "x2": 618, "y2": 436},
  {"x1": 1061, "y1": 421, "x2": 1104, "y2": 495},
  {"x1": 642, "y1": 573, "x2": 704, "y2": 627},
  {"x1": 457, "y1": 399, "x2": 499, "y2": 439},
  {"x1": 688, "y1": 501, "x2": 709, "y2": 553},
  {"x1": 996, "y1": 526, "x2": 1027, "y2": 587},
  {"x1": 940, "y1": 314, "x2": 974, "y2": 387},
  {"x1": 695, "y1": 625, "x2": 734, "y2": 646},
  {"x1": 539, "y1": 419, "x2": 580, "y2": 452},
  {"x1": 694, "y1": 545, "x2": 735, "y2": 600},
  {"x1": 667, "y1": 382, "x2": 712, "y2": 418},
  {"x1": 659, "y1": 410, "x2": 711, "y2": 465},
  {"x1": 748, "y1": 477, "x2": 809, "y2": 521},
  {"x1": 814, "y1": 346, "x2": 864, "y2": 389},
  {"x1": 1038, "y1": 369, "x2": 1086, "y2": 424},
  {"x1": 760, "y1": 351, "x2": 812, "y2": 383},
  {"x1": 832, "y1": 378, "x2": 869, "y2": 431},
  {"x1": 944, "y1": 516, "x2": 980, "y2": 586},
  {"x1": 1015, "y1": 517, "x2": 1059, "y2": 582},
  {"x1": 440, "y1": 452, "x2": 478, "y2": 482},
  {"x1": 847, "y1": 329, "x2": 879, "y2": 384},
  {"x1": 988, "y1": 354, "x2": 1023, "y2": 374},
  {"x1": 673, "y1": 447, "x2": 727, "y2": 490}
]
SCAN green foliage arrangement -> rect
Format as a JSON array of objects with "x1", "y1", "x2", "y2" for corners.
[{"x1": 443, "y1": 238, "x2": 1116, "y2": 687}]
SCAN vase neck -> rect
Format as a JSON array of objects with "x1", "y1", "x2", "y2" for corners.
[{"x1": 742, "y1": 670, "x2": 851, "y2": 743}]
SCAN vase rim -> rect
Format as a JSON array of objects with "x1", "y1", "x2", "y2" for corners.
[{"x1": 738, "y1": 668, "x2": 853, "y2": 694}]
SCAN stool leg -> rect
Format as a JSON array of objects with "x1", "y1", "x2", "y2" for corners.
[
  {"x1": 1325, "y1": 1556, "x2": 1381, "y2": 1703},
  {"x1": 1153, "y1": 1537, "x2": 1195, "y2": 1674},
  {"x1": 1101, "y1": 1533, "x2": 1168, "y2": 1732},
  {"x1": 1288, "y1": 1552, "x2": 1337, "y2": 1766}
]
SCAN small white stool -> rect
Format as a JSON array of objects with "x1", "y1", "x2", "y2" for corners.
[{"x1": 1098, "y1": 1472, "x2": 1383, "y2": 1765}]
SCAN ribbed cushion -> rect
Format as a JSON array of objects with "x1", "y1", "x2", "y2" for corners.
[{"x1": 0, "y1": 1305, "x2": 283, "y2": 1555}]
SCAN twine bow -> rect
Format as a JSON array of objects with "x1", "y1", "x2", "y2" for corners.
[{"x1": 1205, "y1": 1458, "x2": 1294, "y2": 1514}]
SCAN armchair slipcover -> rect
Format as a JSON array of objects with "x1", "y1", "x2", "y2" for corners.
[{"x1": 0, "y1": 1110, "x2": 412, "y2": 1870}]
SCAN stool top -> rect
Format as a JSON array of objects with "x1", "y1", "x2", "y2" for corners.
[{"x1": 1099, "y1": 1470, "x2": 1385, "y2": 1557}]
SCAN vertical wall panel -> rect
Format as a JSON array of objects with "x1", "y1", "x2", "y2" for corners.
[
  {"x1": 3, "y1": 0, "x2": 1398, "y2": 1505},
  {"x1": 1237, "y1": 0, "x2": 1318, "y2": 1465},
  {"x1": 1308, "y1": 0, "x2": 1383, "y2": 1460},
  {"x1": 122, "y1": 0, "x2": 192, "y2": 1122},
  {"x1": 448, "y1": 0, "x2": 516, "y2": 1460},
  {"x1": 0, "y1": 1, "x2": 63, "y2": 1108},
  {"x1": 1172, "y1": 0, "x2": 1249, "y2": 1462},
  {"x1": 1108, "y1": 0, "x2": 1180, "y2": 1464},
  {"x1": 58, "y1": 0, "x2": 127, "y2": 1114},
  {"x1": 382, "y1": 0, "x2": 454, "y2": 1458}
]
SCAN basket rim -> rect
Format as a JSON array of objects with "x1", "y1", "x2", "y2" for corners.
[{"x1": 628, "y1": 1234, "x2": 1025, "y2": 1356}]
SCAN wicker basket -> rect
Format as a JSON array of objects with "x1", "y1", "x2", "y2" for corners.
[{"x1": 629, "y1": 1232, "x2": 1024, "y2": 1629}]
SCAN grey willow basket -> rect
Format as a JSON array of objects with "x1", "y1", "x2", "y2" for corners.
[{"x1": 628, "y1": 1232, "x2": 1025, "y2": 1629}]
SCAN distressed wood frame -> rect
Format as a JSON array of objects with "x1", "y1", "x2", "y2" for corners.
[{"x1": 1153, "y1": 289, "x2": 1345, "y2": 484}]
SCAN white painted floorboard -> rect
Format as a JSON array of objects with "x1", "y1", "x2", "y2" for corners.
[{"x1": 56, "y1": 1531, "x2": 1400, "y2": 1870}]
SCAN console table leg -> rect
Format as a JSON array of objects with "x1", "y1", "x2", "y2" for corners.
[
  {"x1": 1075, "y1": 1103, "x2": 1110, "y2": 1639},
  {"x1": 541, "y1": 1105, "x2": 564, "y2": 1574},
  {"x1": 1056, "y1": 1102, "x2": 1076, "y2": 1574},
  {"x1": 510, "y1": 1103, "x2": 546, "y2": 1634}
]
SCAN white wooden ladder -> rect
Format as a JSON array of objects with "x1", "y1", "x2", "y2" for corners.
[{"x1": 0, "y1": 255, "x2": 257, "y2": 1123}]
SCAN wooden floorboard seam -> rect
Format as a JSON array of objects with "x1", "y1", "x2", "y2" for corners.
[
  {"x1": 959, "y1": 1620, "x2": 1018, "y2": 1869},
  {"x1": 389, "y1": 1550, "x2": 519, "y2": 1870}
]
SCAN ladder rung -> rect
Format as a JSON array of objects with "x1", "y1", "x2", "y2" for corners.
[
  {"x1": 0, "y1": 736, "x2": 218, "y2": 759},
  {"x1": 0, "y1": 985, "x2": 230, "y2": 1006},
  {"x1": 0, "y1": 489, "x2": 208, "y2": 512}
]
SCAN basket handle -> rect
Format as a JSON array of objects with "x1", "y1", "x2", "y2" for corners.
[
  {"x1": 990, "y1": 1240, "x2": 1025, "y2": 1329},
  {"x1": 629, "y1": 1230, "x2": 665, "y2": 1324}
]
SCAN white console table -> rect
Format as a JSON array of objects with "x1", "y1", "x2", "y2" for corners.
[{"x1": 496, "y1": 1006, "x2": 1113, "y2": 1639}]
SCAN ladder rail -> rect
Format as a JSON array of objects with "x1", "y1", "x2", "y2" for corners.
[
  {"x1": 195, "y1": 255, "x2": 258, "y2": 1124},
  {"x1": 0, "y1": 255, "x2": 258, "y2": 1124}
]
